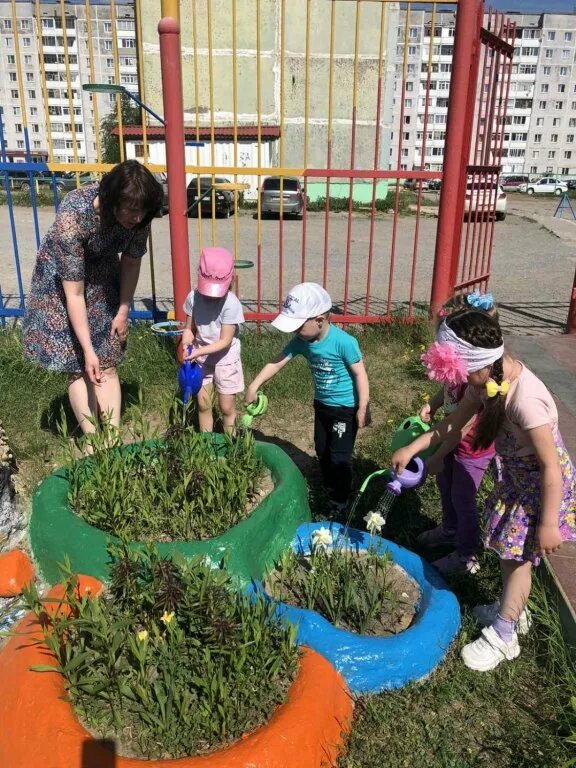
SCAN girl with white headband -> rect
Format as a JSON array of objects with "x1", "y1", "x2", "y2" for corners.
[
  {"x1": 418, "y1": 293, "x2": 498, "y2": 576},
  {"x1": 392, "y1": 309, "x2": 576, "y2": 672}
]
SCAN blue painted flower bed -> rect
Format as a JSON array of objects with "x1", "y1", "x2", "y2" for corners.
[{"x1": 250, "y1": 522, "x2": 461, "y2": 694}]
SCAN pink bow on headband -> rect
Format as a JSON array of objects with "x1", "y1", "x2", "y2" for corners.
[{"x1": 421, "y1": 341, "x2": 468, "y2": 387}]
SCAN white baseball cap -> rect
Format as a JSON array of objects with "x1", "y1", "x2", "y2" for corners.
[{"x1": 271, "y1": 283, "x2": 332, "y2": 332}]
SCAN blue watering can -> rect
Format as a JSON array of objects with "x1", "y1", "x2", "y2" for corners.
[{"x1": 178, "y1": 347, "x2": 204, "y2": 404}]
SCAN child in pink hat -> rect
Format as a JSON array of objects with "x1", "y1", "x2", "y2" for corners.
[{"x1": 181, "y1": 247, "x2": 245, "y2": 432}]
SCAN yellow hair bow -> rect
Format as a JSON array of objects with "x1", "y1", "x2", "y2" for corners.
[{"x1": 486, "y1": 379, "x2": 510, "y2": 398}]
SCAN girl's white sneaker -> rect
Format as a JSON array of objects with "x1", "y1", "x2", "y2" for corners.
[
  {"x1": 461, "y1": 625, "x2": 520, "y2": 671},
  {"x1": 472, "y1": 601, "x2": 532, "y2": 636}
]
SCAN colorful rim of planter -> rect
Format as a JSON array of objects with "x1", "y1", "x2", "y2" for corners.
[
  {"x1": 29, "y1": 437, "x2": 311, "y2": 586},
  {"x1": 250, "y1": 522, "x2": 461, "y2": 694},
  {"x1": 0, "y1": 576, "x2": 354, "y2": 768}
]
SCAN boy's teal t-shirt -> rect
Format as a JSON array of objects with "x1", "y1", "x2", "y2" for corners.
[{"x1": 283, "y1": 325, "x2": 362, "y2": 407}]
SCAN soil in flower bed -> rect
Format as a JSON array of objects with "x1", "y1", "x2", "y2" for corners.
[
  {"x1": 64, "y1": 419, "x2": 269, "y2": 541},
  {"x1": 23, "y1": 544, "x2": 299, "y2": 760},
  {"x1": 266, "y1": 547, "x2": 420, "y2": 636}
]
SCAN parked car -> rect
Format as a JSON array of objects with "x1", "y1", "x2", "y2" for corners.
[
  {"x1": 428, "y1": 179, "x2": 442, "y2": 191},
  {"x1": 567, "y1": 179, "x2": 576, "y2": 191},
  {"x1": 464, "y1": 182, "x2": 507, "y2": 221},
  {"x1": 519, "y1": 177, "x2": 567, "y2": 196},
  {"x1": 186, "y1": 176, "x2": 235, "y2": 218},
  {"x1": 500, "y1": 174, "x2": 529, "y2": 191},
  {"x1": 8, "y1": 170, "x2": 93, "y2": 192},
  {"x1": 404, "y1": 178, "x2": 430, "y2": 191},
  {"x1": 153, "y1": 172, "x2": 169, "y2": 214},
  {"x1": 261, "y1": 176, "x2": 304, "y2": 218}
]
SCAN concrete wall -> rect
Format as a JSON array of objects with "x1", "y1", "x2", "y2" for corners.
[{"x1": 140, "y1": 0, "x2": 398, "y2": 172}]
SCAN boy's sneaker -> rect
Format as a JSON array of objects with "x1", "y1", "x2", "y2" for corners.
[
  {"x1": 417, "y1": 525, "x2": 456, "y2": 548},
  {"x1": 461, "y1": 625, "x2": 520, "y2": 671},
  {"x1": 472, "y1": 601, "x2": 532, "y2": 636},
  {"x1": 432, "y1": 550, "x2": 480, "y2": 575}
]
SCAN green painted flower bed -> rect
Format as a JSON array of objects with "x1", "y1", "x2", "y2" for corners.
[{"x1": 29, "y1": 436, "x2": 310, "y2": 585}]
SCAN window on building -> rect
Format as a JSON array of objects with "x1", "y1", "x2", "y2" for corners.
[
  {"x1": 42, "y1": 18, "x2": 54, "y2": 28},
  {"x1": 545, "y1": 48, "x2": 553, "y2": 59},
  {"x1": 543, "y1": 66, "x2": 551, "y2": 75},
  {"x1": 404, "y1": 115, "x2": 411, "y2": 125},
  {"x1": 404, "y1": 99, "x2": 413, "y2": 108},
  {"x1": 121, "y1": 38, "x2": 137, "y2": 49},
  {"x1": 563, "y1": 49, "x2": 571, "y2": 59},
  {"x1": 408, "y1": 46, "x2": 417, "y2": 56},
  {"x1": 560, "y1": 67, "x2": 569, "y2": 76},
  {"x1": 4, "y1": 38, "x2": 13, "y2": 48},
  {"x1": 24, "y1": 54, "x2": 32, "y2": 65},
  {"x1": 117, "y1": 20, "x2": 135, "y2": 32},
  {"x1": 103, "y1": 40, "x2": 112, "y2": 51},
  {"x1": 553, "y1": 117, "x2": 561, "y2": 126},
  {"x1": 33, "y1": 140, "x2": 41, "y2": 149},
  {"x1": 551, "y1": 134, "x2": 559, "y2": 142},
  {"x1": 106, "y1": 57, "x2": 114, "y2": 68},
  {"x1": 14, "y1": 123, "x2": 22, "y2": 133},
  {"x1": 548, "y1": 150, "x2": 556, "y2": 158},
  {"x1": 16, "y1": 140, "x2": 24, "y2": 149},
  {"x1": 533, "y1": 150, "x2": 539, "y2": 158},
  {"x1": 28, "y1": 89, "x2": 35, "y2": 99},
  {"x1": 548, "y1": 30, "x2": 556, "y2": 41},
  {"x1": 403, "y1": 132, "x2": 410, "y2": 141},
  {"x1": 440, "y1": 45, "x2": 453, "y2": 55},
  {"x1": 32, "y1": 124, "x2": 39, "y2": 133},
  {"x1": 9, "y1": 72, "x2": 16, "y2": 82},
  {"x1": 26, "y1": 72, "x2": 33, "y2": 82},
  {"x1": 556, "y1": 101, "x2": 564, "y2": 110},
  {"x1": 401, "y1": 148, "x2": 409, "y2": 157},
  {"x1": 12, "y1": 106, "x2": 20, "y2": 116},
  {"x1": 559, "y1": 84, "x2": 566, "y2": 93},
  {"x1": 541, "y1": 84, "x2": 549, "y2": 93},
  {"x1": 562, "y1": 167, "x2": 570, "y2": 174},
  {"x1": 3, "y1": 18, "x2": 12, "y2": 30},
  {"x1": 19, "y1": 19, "x2": 31, "y2": 31},
  {"x1": 568, "y1": 134, "x2": 575, "y2": 142},
  {"x1": 566, "y1": 31, "x2": 573, "y2": 42},
  {"x1": 409, "y1": 27, "x2": 418, "y2": 39},
  {"x1": 565, "y1": 151, "x2": 572, "y2": 159},
  {"x1": 536, "y1": 117, "x2": 544, "y2": 126},
  {"x1": 519, "y1": 64, "x2": 537, "y2": 74},
  {"x1": 6, "y1": 54, "x2": 15, "y2": 65},
  {"x1": 406, "y1": 81, "x2": 413, "y2": 92},
  {"x1": 22, "y1": 38, "x2": 31, "y2": 48},
  {"x1": 104, "y1": 22, "x2": 112, "y2": 32},
  {"x1": 30, "y1": 106, "x2": 37, "y2": 116},
  {"x1": 10, "y1": 89, "x2": 18, "y2": 98},
  {"x1": 530, "y1": 166, "x2": 538, "y2": 173},
  {"x1": 534, "y1": 134, "x2": 542, "y2": 143}
]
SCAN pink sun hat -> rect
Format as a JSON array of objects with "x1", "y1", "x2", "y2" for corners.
[{"x1": 197, "y1": 247, "x2": 234, "y2": 298}]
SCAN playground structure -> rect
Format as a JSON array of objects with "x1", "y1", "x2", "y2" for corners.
[{"x1": 0, "y1": 0, "x2": 538, "y2": 329}]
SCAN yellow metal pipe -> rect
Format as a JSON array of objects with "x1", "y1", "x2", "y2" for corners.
[
  {"x1": 191, "y1": 0, "x2": 203, "y2": 254},
  {"x1": 59, "y1": 0, "x2": 80, "y2": 178},
  {"x1": 256, "y1": 0, "x2": 262, "y2": 252},
  {"x1": 10, "y1": 0, "x2": 28, "y2": 130},
  {"x1": 48, "y1": 162, "x2": 306, "y2": 176},
  {"x1": 232, "y1": 0, "x2": 239, "y2": 276},
  {"x1": 207, "y1": 0, "x2": 216, "y2": 245},
  {"x1": 110, "y1": 0, "x2": 124, "y2": 163},
  {"x1": 135, "y1": 0, "x2": 148, "y2": 164},
  {"x1": 35, "y1": 0, "x2": 54, "y2": 162},
  {"x1": 85, "y1": 0, "x2": 102, "y2": 169},
  {"x1": 161, "y1": 0, "x2": 180, "y2": 21}
]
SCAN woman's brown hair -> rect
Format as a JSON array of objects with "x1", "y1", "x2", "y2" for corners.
[
  {"x1": 98, "y1": 159, "x2": 163, "y2": 230},
  {"x1": 446, "y1": 309, "x2": 506, "y2": 450}
]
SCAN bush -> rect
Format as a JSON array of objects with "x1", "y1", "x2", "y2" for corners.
[
  {"x1": 23, "y1": 545, "x2": 299, "y2": 759},
  {"x1": 62, "y1": 414, "x2": 265, "y2": 541}
]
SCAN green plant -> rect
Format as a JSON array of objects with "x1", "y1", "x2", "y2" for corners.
[
  {"x1": 267, "y1": 532, "x2": 418, "y2": 635},
  {"x1": 60, "y1": 408, "x2": 265, "y2": 541},
  {"x1": 22, "y1": 545, "x2": 298, "y2": 760}
]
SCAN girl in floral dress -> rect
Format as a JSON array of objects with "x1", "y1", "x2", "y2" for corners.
[
  {"x1": 23, "y1": 160, "x2": 163, "y2": 436},
  {"x1": 392, "y1": 309, "x2": 576, "y2": 671}
]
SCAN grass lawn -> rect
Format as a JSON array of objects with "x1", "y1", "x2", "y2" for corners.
[{"x1": 0, "y1": 322, "x2": 575, "y2": 767}]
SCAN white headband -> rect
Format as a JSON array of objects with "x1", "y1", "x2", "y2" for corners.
[{"x1": 437, "y1": 320, "x2": 503, "y2": 373}]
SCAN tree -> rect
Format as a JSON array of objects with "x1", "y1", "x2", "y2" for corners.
[{"x1": 100, "y1": 92, "x2": 141, "y2": 164}]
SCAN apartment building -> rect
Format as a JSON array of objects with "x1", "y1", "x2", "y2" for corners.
[
  {"x1": 0, "y1": 0, "x2": 137, "y2": 164},
  {"x1": 391, "y1": 11, "x2": 576, "y2": 178}
]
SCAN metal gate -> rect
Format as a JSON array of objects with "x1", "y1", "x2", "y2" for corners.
[{"x1": 0, "y1": 0, "x2": 512, "y2": 326}]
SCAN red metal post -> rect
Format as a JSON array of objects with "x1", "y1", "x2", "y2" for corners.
[
  {"x1": 158, "y1": 7, "x2": 191, "y2": 323},
  {"x1": 567, "y1": 265, "x2": 576, "y2": 334},
  {"x1": 430, "y1": 0, "x2": 483, "y2": 314}
]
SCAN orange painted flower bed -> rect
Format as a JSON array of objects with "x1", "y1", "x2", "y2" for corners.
[{"x1": 0, "y1": 576, "x2": 353, "y2": 768}]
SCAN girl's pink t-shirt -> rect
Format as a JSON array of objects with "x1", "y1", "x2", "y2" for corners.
[{"x1": 444, "y1": 383, "x2": 495, "y2": 458}]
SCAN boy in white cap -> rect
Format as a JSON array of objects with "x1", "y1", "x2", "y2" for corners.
[{"x1": 246, "y1": 282, "x2": 369, "y2": 511}]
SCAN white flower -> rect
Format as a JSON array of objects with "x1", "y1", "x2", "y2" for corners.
[
  {"x1": 364, "y1": 511, "x2": 385, "y2": 535},
  {"x1": 311, "y1": 526, "x2": 333, "y2": 551}
]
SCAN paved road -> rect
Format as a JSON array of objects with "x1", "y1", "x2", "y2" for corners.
[{"x1": 1, "y1": 194, "x2": 574, "y2": 335}]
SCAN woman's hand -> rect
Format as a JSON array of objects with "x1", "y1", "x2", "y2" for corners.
[
  {"x1": 85, "y1": 350, "x2": 103, "y2": 385},
  {"x1": 110, "y1": 310, "x2": 129, "y2": 345},
  {"x1": 391, "y1": 447, "x2": 414, "y2": 475},
  {"x1": 536, "y1": 524, "x2": 563, "y2": 556}
]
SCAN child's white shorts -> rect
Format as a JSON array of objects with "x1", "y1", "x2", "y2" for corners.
[{"x1": 201, "y1": 359, "x2": 244, "y2": 395}]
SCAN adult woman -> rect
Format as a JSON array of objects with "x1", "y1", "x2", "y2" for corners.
[{"x1": 23, "y1": 160, "x2": 163, "y2": 436}]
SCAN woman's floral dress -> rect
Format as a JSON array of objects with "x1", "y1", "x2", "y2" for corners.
[{"x1": 23, "y1": 183, "x2": 150, "y2": 373}]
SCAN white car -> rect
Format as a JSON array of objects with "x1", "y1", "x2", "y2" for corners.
[
  {"x1": 464, "y1": 182, "x2": 507, "y2": 221},
  {"x1": 519, "y1": 177, "x2": 568, "y2": 196}
]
